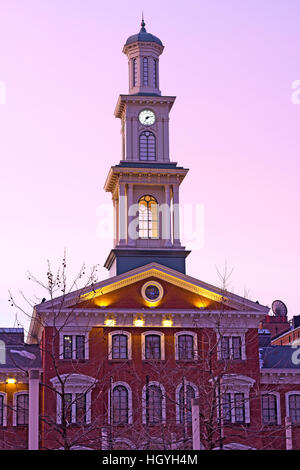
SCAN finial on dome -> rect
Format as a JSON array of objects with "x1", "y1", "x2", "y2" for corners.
[{"x1": 140, "y1": 12, "x2": 146, "y2": 32}]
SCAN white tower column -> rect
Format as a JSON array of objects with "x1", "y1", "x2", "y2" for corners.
[
  {"x1": 118, "y1": 182, "x2": 126, "y2": 245},
  {"x1": 28, "y1": 369, "x2": 39, "y2": 450},
  {"x1": 127, "y1": 183, "x2": 136, "y2": 246},
  {"x1": 173, "y1": 184, "x2": 181, "y2": 246},
  {"x1": 163, "y1": 184, "x2": 172, "y2": 247}
]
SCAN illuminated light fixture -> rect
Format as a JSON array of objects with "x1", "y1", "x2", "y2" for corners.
[
  {"x1": 162, "y1": 315, "x2": 173, "y2": 327},
  {"x1": 6, "y1": 378, "x2": 16, "y2": 384},
  {"x1": 104, "y1": 315, "x2": 116, "y2": 327},
  {"x1": 94, "y1": 298, "x2": 110, "y2": 308},
  {"x1": 134, "y1": 315, "x2": 145, "y2": 327}
]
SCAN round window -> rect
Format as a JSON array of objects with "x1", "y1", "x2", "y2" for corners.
[{"x1": 141, "y1": 281, "x2": 164, "y2": 303}]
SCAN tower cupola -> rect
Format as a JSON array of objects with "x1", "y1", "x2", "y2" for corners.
[{"x1": 123, "y1": 18, "x2": 164, "y2": 96}]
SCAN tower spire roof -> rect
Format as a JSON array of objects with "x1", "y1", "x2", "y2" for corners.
[
  {"x1": 124, "y1": 17, "x2": 163, "y2": 47},
  {"x1": 140, "y1": 12, "x2": 146, "y2": 32}
]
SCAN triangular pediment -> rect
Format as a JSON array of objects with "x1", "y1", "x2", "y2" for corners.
[{"x1": 35, "y1": 262, "x2": 269, "y2": 314}]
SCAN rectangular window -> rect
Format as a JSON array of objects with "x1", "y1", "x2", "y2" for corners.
[
  {"x1": 222, "y1": 393, "x2": 231, "y2": 423},
  {"x1": 76, "y1": 335, "x2": 85, "y2": 360},
  {"x1": 178, "y1": 335, "x2": 194, "y2": 360},
  {"x1": 16, "y1": 394, "x2": 29, "y2": 426},
  {"x1": 148, "y1": 385, "x2": 162, "y2": 424},
  {"x1": 262, "y1": 394, "x2": 277, "y2": 425},
  {"x1": 234, "y1": 393, "x2": 245, "y2": 423},
  {"x1": 145, "y1": 335, "x2": 161, "y2": 360},
  {"x1": 63, "y1": 393, "x2": 72, "y2": 424},
  {"x1": 112, "y1": 334, "x2": 128, "y2": 359},
  {"x1": 0, "y1": 395, "x2": 3, "y2": 426},
  {"x1": 63, "y1": 335, "x2": 72, "y2": 359},
  {"x1": 232, "y1": 336, "x2": 242, "y2": 360},
  {"x1": 221, "y1": 337, "x2": 230, "y2": 360},
  {"x1": 289, "y1": 395, "x2": 300, "y2": 424},
  {"x1": 75, "y1": 393, "x2": 86, "y2": 424},
  {"x1": 113, "y1": 386, "x2": 128, "y2": 425}
]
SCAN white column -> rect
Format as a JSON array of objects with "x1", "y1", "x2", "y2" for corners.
[
  {"x1": 191, "y1": 398, "x2": 201, "y2": 450},
  {"x1": 127, "y1": 183, "x2": 135, "y2": 246},
  {"x1": 285, "y1": 416, "x2": 293, "y2": 450},
  {"x1": 163, "y1": 117, "x2": 170, "y2": 161},
  {"x1": 163, "y1": 185, "x2": 172, "y2": 246},
  {"x1": 173, "y1": 184, "x2": 181, "y2": 246},
  {"x1": 28, "y1": 369, "x2": 39, "y2": 450},
  {"x1": 157, "y1": 119, "x2": 164, "y2": 161},
  {"x1": 118, "y1": 182, "x2": 126, "y2": 245}
]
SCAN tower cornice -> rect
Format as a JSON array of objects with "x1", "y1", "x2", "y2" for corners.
[
  {"x1": 114, "y1": 94, "x2": 176, "y2": 119},
  {"x1": 104, "y1": 164, "x2": 189, "y2": 193}
]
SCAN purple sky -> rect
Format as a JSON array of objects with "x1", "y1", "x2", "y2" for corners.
[{"x1": 0, "y1": 0, "x2": 299, "y2": 332}]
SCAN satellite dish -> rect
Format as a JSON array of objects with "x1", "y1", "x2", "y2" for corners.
[{"x1": 272, "y1": 300, "x2": 288, "y2": 316}]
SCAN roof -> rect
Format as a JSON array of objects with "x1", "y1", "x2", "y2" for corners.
[
  {"x1": 260, "y1": 346, "x2": 300, "y2": 369},
  {"x1": 0, "y1": 330, "x2": 42, "y2": 370},
  {"x1": 125, "y1": 20, "x2": 163, "y2": 47}
]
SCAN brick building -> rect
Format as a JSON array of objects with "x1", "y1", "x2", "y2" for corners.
[{"x1": 1, "y1": 19, "x2": 300, "y2": 451}]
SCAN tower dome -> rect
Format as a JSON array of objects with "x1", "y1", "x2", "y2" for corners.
[
  {"x1": 123, "y1": 18, "x2": 164, "y2": 95},
  {"x1": 125, "y1": 18, "x2": 163, "y2": 47}
]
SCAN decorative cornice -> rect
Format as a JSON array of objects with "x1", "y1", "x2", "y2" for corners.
[
  {"x1": 104, "y1": 165, "x2": 188, "y2": 193},
  {"x1": 114, "y1": 94, "x2": 176, "y2": 119}
]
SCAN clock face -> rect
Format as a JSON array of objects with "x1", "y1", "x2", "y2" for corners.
[{"x1": 139, "y1": 109, "x2": 156, "y2": 126}]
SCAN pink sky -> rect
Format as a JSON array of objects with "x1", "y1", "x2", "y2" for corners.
[{"x1": 0, "y1": 0, "x2": 299, "y2": 331}]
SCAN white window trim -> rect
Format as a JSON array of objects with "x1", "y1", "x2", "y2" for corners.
[
  {"x1": 142, "y1": 381, "x2": 166, "y2": 425},
  {"x1": 141, "y1": 331, "x2": 165, "y2": 360},
  {"x1": 216, "y1": 332, "x2": 246, "y2": 361},
  {"x1": 50, "y1": 373, "x2": 96, "y2": 425},
  {"x1": 174, "y1": 331, "x2": 198, "y2": 361},
  {"x1": 13, "y1": 391, "x2": 29, "y2": 426},
  {"x1": 59, "y1": 328, "x2": 90, "y2": 360},
  {"x1": 108, "y1": 330, "x2": 132, "y2": 360},
  {"x1": 261, "y1": 391, "x2": 281, "y2": 425},
  {"x1": 285, "y1": 390, "x2": 300, "y2": 422},
  {"x1": 112, "y1": 437, "x2": 135, "y2": 450},
  {"x1": 218, "y1": 374, "x2": 255, "y2": 424},
  {"x1": 0, "y1": 340, "x2": 5, "y2": 364},
  {"x1": 175, "y1": 381, "x2": 199, "y2": 424},
  {"x1": 108, "y1": 381, "x2": 133, "y2": 425},
  {"x1": 0, "y1": 392, "x2": 7, "y2": 426}
]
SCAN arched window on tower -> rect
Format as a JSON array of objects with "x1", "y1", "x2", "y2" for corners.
[
  {"x1": 153, "y1": 59, "x2": 158, "y2": 88},
  {"x1": 143, "y1": 57, "x2": 149, "y2": 86},
  {"x1": 139, "y1": 131, "x2": 156, "y2": 161},
  {"x1": 138, "y1": 195, "x2": 158, "y2": 239},
  {"x1": 132, "y1": 58, "x2": 137, "y2": 87}
]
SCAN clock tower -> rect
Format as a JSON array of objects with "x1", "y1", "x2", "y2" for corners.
[{"x1": 104, "y1": 19, "x2": 190, "y2": 276}]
